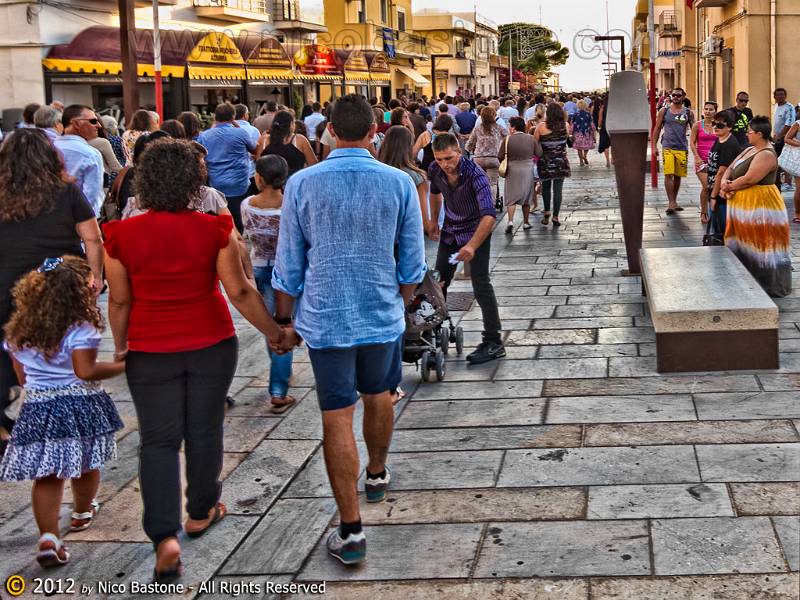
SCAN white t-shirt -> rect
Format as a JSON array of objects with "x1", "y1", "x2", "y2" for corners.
[
  {"x1": 319, "y1": 127, "x2": 337, "y2": 150},
  {"x1": 5, "y1": 322, "x2": 101, "y2": 390},
  {"x1": 497, "y1": 106, "x2": 520, "y2": 121},
  {"x1": 304, "y1": 112, "x2": 326, "y2": 141},
  {"x1": 241, "y1": 196, "x2": 282, "y2": 267}
]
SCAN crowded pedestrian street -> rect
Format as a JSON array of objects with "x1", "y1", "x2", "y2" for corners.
[{"x1": 1, "y1": 149, "x2": 798, "y2": 598}]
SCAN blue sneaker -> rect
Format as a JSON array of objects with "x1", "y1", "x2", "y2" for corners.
[
  {"x1": 365, "y1": 466, "x2": 391, "y2": 503},
  {"x1": 326, "y1": 529, "x2": 366, "y2": 565}
]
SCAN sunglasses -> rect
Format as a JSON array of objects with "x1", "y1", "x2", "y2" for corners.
[
  {"x1": 713, "y1": 122, "x2": 729, "y2": 129},
  {"x1": 671, "y1": 94, "x2": 685, "y2": 98},
  {"x1": 74, "y1": 117, "x2": 99, "y2": 125},
  {"x1": 737, "y1": 98, "x2": 749, "y2": 103}
]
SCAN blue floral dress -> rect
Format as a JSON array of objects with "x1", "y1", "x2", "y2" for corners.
[
  {"x1": 0, "y1": 323, "x2": 122, "y2": 481},
  {"x1": 571, "y1": 110, "x2": 596, "y2": 150}
]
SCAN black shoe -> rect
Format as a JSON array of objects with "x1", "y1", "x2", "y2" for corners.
[{"x1": 466, "y1": 340, "x2": 506, "y2": 364}]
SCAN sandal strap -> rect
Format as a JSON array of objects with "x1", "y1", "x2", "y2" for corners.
[
  {"x1": 72, "y1": 499, "x2": 100, "y2": 521},
  {"x1": 39, "y1": 533, "x2": 62, "y2": 549}
]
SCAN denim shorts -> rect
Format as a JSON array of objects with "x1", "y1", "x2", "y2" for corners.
[{"x1": 308, "y1": 335, "x2": 403, "y2": 411}]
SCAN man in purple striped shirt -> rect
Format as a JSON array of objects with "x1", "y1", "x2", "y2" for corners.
[{"x1": 428, "y1": 133, "x2": 505, "y2": 364}]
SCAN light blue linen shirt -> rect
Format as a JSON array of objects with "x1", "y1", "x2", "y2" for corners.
[
  {"x1": 198, "y1": 122, "x2": 257, "y2": 197},
  {"x1": 236, "y1": 119, "x2": 261, "y2": 178},
  {"x1": 272, "y1": 148, "x2": 426, "y2": 349},
  {"x1": 53, "y1": 134, "x2": 104, "y2": 215}
]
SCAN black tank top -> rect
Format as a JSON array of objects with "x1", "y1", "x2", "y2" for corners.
[{"x1": 263, "y1": 135, "x2": 306, "y2": 176}]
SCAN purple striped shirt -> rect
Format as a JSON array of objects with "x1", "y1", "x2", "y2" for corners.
[{"x1": 428, "y1": 158, "x2": 496, "y2": 246}]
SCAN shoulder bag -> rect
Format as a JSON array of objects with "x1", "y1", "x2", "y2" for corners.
[{"x1": 498, "y1": 135, "x2": 510, "y2": 178}]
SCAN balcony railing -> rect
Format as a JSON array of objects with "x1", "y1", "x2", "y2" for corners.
[
  {"x1": 658, "y1": 11, "x2": 681, "y2": 37},
  {"x1": 194, "y1": 0, "x2": 269, "y2": 14}
]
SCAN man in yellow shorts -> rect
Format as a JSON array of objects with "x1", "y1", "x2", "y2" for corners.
[{"x1": 652, "y1": 88, "x2": 695, "y2": 214}]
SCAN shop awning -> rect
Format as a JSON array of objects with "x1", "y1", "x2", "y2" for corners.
[
  {"x1": 335, "y1": 49, "x2": 371, "y2": 82},
  {"x1": 43, "y1": 27, "x2": 247, "y2": 81},
  {"x1": 237, "y1": 33, "x2": 294, "y2": 80},
  {"x1": 394, "y1": 65, "x2": 429, "y2": 86}
]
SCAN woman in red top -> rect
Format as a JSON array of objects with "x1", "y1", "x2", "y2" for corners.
[{"x1": 103, "y1": 138, "x2": 296, "y2": 581}]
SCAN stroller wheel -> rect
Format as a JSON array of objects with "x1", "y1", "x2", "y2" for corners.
[
  {"x1": 455, "y1": 327, "x2": 464, "y2": 355},
  {"x1": 435, "y1": 349, "x2": 446, "y2": 382},
  {"x1": 420, "y1": 350, "x2": 431, "y2": 382},
  {"x1": 440, "y1": 326, "x2": 449, "y2": 355}
]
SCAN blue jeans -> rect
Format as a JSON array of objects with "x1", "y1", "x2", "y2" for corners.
[{"x1": 253, "y1": 266, "x2": 293, "y2": 398}]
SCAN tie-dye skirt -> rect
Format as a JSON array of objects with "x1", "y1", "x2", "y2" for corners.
[{"x1": 725, "y1": 184, "x2": 793, "y2": 298}]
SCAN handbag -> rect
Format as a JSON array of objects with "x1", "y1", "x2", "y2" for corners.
[
  {"x1": 778, "y1": 142, "x2": 800, "y2": 177},
  {"x1": 498, "y1": 135, "x2": 510, "y2": 178},
  {"x1": 702, "y1": 206, "x2": 725, "y2": 246},
  {"x1": 98, "y1": 166, "x2": 130, "y2": 224}
]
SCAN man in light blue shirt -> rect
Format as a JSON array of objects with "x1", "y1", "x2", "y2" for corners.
[
  {"x1": 198, "y1": 103, "x2": 257, "y2": 231},
  {"x1": 304, "y1": 102, "x2": 325, "y2": 141},
  {"x1": 564, "y1": 94, "x2": 579, "y2": 118},
  {"x1": 234, "y1": 103, "x2": 260, "y2": 182},
  {"x1": 272, "y1": 94, "x2": 425, "y2": 566},
  {"x1": 54, "y1": 105, "x2": 104, "y2": 215}
]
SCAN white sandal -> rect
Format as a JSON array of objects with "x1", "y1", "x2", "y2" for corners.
[
  {"x1": 70, "y1": 499, "x2": 100, "y2": 532},
  {"x1": 37, "y1": 533, "x2": 70, "y2": 568}
]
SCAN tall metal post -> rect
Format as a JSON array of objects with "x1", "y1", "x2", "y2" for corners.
[
  {"x1": 648, "y1": 0, "x2": 658, "y2": 188},
  {"x1": 118, "y1": 0, "x2": 139, "y2": 124},
  {"x1": 152, "y1": 0, "x2": 163, "y2": 121}
]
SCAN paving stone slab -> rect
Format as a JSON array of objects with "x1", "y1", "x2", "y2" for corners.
[
  {"x1": 496, "y1": 295, "x2": 569, "y2": 307},
  {"x1": 538, "y1": 343, "x2": 640, "y2": 358},
  {"x1": 492, "y1": 285, "x2": 550, "y2": 296},
  {"x1": 546, "y1": 394, "x2": 696, "y2": 424},
  {"x1": 297, "y1": 579, "x2": 589, "y2": 600},
  {"x1": 597, "y1": 327, "x2": 656, "y2": 343},
  {"x1": 497, "y1": 445, "x2": 699, "y2": 487},
  {"x1": 410, "y1": 380, "x2": 543, "y2": 401},
  {"x1": 651, "y1": 517, "x2": 787, "y2": 575},
  {"x1": 696, "y1": 443, "x2": 800, "y2": 482},
  {"x1": 397, "y1": 398, "x2": 545, "y2": 428},
  {"x1": 221, "y1": 439, "x2": 319, "y2": 514},
  {"x1": 474, "y1": 520, "x2": 650, "y2": 577},
  {"x1": 371, "y1": 450, "x2": 503, "y2": 490},
  {"x1": 588, "y1": 483, "x2": 733, "y2": 519},
  {"x1": 533, "y1": 317, "x2": 634, "y2": 329},
  {"x1": 495, "y1": 358, "x2": 608, "y2": 380},
  {"x1": 730, "y1": 483, "x2": 800, "y2": 516},
  {"x1": 772, "y1": 516, "x2": 799, "y2": 571},
  {"x1": 567, "y1": 294, "x2": 646, "y2": 305},
  {"x1": 391, "y1": 425, "x2": 582, "y2": 452},
  {"x1": 356, "y1": 487, "x2": 585, "y2": 525},
  {"x1": 694, "y1": 392, "x2": 800, "y2": 421},
  {"x1": 297, "y1": 523, "x2": 483, "y2": 581},
  {"x1": 589, "y1": 573, "x2": 800, "y2": 599},
  {"x1": 221, "y1": 498, "x2": 337, "y2": 574},
  {"x1": 545, "y1": 284, "x2": 621, "y2": 296},
  {"x1": 542, "y1": 375, "x2": 760, "y2": 397},
  {"x1": 496, "y1": 305, "x2": 557, "y2": 320},
  {"x1": 554, "y1": 304, "x2": 644, "y2": 318},
  {"x1": 608, "y1": 357, "x2": 660, "y2": 378},
  {"x1": 758, "y1": 374, "x2": 800, "y2": 391},
  {"x1": 223, "y1": 416, "x2": 281, "y2": 453},
  {"x1": 506, "y1": 329, "x2": 596, "y2": 346},
  {"x1": 584, "y1": 420, "x2": 799, "y2": 446}
]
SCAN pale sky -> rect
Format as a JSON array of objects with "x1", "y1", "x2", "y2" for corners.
[{"x1": 414, "y1": 0, "x2": 639, "y2": 90}]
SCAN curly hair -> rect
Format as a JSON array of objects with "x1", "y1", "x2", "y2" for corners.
[
  {"x1": 134, "y1": 138, "x2": 202, "y2": 211},
  {"x1": 4, "y1": 255, "x2": 103, "y2": 358},
  {"x1": 0, "y1": 129, "x2": 67, "y2": 222}
]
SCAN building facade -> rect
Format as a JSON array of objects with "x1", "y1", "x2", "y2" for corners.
[{"x1": 630, "y1": 0, "x2": 799, "y2": 116}]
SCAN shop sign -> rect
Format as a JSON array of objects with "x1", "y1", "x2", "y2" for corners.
[
  {"x1": 658, "y1": 50, "x2": 683, "y2": 58},
  {"x1": 190, "y1": 32, "x2": 244, "y2": 64},
  {"x1": 249, "y1": 37, "x2": 291, "y2": 68},
  {"x1": 295, "y1": 44, "x2": 342, "y2": 76},
  {"x1": 434, "y1": 69, "x2": 449, "y2": 80}
]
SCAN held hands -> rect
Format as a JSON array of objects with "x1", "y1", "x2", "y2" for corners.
[
  {"x1": 268, "y1": 326, "x2": 302, "y2": 354},
  {"x1": 113, "y1": 347, "x2": 128, "y2": 362},
  {"x1": 426, "y1": 222, "x2": 440, "y2": 241}
]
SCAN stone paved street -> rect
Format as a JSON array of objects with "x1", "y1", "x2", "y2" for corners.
[{"x1": 1, "y1": 152, "x2": 799, "y2": 599}]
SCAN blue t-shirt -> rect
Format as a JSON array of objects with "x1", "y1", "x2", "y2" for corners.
[{"x1": 198, "y1": 123, "x2": 257, "y2": 197}]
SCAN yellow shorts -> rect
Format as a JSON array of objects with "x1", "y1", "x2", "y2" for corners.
[{"x1": 663, "y1": 149, "x2": 688, "y2": 177}]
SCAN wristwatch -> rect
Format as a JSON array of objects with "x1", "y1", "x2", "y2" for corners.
[{"x1": 275, "y1": 316, "x2": 293, "y2": 326}]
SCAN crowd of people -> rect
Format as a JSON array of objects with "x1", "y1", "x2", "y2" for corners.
[{"x1": 0, "y1": 83, "x2": 796, "y2": 580}]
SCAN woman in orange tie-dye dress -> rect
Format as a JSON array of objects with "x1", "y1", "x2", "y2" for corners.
[{"x1": 720, "y1": 116, "x2": 792, "y2": 297}]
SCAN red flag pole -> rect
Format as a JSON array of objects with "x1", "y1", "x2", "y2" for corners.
[
  {"x1": 152, "y1": 0, "x2": 164, "y2": 121},
  {"x1": 648, "y1": 0, "x2": 658, "y2": 188}
]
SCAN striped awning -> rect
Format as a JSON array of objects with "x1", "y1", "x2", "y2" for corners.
[
  {"x1": 247, "y1": 67, "x2": 294, "y2": 80},
  {"x1": 188, "y1": 65, "x2": 246, "y2": 80}
]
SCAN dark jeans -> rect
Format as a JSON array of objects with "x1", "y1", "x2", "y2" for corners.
[
  {"x1": 774, "y1": 139, "x2": 786, "y2": 191},
  {"x1": 0, "y1": 341, "x2": 16, "y2": 431},
  {"x1": 126, "y1": 336, "x2": 238, "y2": 548},
  {"x1": 542, "y1": 178, "x2": 565, "y2": 217},
  {"x1": 435, "y1": 236, "x2": 501, "y2": 343},
  {"x1": 226, "y1": 194, "x2": 249, "y2": 233}
]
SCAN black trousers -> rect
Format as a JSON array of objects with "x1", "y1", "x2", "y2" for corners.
[
  {"x1": 126, "y1": 336, "x2": 238, "y2": 548},
  {"x1": 435, "y1": 236, "x2": 502, "y2": 343},
  {"x1": 226, "y1": 194, "x2": 249, "y2": 234}
]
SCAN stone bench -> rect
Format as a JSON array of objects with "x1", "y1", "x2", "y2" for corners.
[{"x1": 640, "y1": 246, "x2": 779, "y2": 373}]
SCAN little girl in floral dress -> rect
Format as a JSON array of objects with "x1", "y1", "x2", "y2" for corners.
[{"x1": 0, "y1": 256, "x2": 124, "y2": 568}]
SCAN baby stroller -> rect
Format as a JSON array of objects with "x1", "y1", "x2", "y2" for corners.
[{"x1": 403, "y1": 269, "x2": 464, "y2": 382}]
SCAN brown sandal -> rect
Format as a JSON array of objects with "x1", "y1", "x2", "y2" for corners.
[
  {"x1": 269, "y1": 395, "x2": 296, "y2": 414},
  {"x1": 185, "y1": 502, "x2": 226, "y2": 538}
]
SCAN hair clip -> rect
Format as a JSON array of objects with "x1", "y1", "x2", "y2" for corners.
[{"x1": 37, "y1": 257, "x2": 63, "y2": 273}]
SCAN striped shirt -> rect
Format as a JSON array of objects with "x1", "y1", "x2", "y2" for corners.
[{"x1": 428, "y1": 157, "x2": 496, "y2": 246}]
